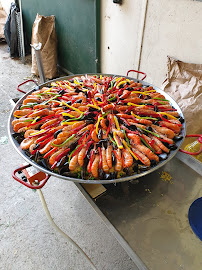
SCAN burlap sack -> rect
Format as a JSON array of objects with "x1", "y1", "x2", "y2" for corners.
[
  {"x1": 0, "y1": 7, "x2": 7, "y2": 40},
  {"x1": 31, "y1": 14, "x2": 57, "y2": 79},
  {"x1": 162, "y1": 56, "x2": 202, "y2": 135}
]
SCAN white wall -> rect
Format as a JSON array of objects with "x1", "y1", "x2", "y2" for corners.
[{"x1": 101, "y1": 0, "x2": 202, "y2": 87}]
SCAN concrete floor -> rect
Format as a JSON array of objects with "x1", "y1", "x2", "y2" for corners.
[{"x1": 0, "y1": 43, "x2": 137, "y2": 270}]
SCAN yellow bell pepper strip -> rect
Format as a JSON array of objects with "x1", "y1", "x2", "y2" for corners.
[
  {"x1": 31, "y1": 116, "x2": 40, "y2": 124},
  {"x1": 62, "y1": 112, "x2": 75, "y2": 118},
  {"x1": 117, "y1": 80, "x2": 126, "y2": 88},
  {"x1": 30, "y1": 129, "x2": 46, "y2": 136},
  {"x1": 127, "y1": 102, "x2": 145, "y2": 107},
  {"x1": 61, "y1": 121, "x2": 80, "y2": 126},
  {"x1": 131, "y1": 112, "x2": 158, "y2": 121},
  {"x1": 51, "y1": 134, "x2": 75, "y2": 147},
  {"x1": 114, "y1": 116, "x2": 120, "y2": 131},
  {"x1": 158, "y1": 112, "x2": 178, "y2": 120},
  {"x1": 96, "y1": 116, "x2": 103, "y2": 134},
  {"x1": 87, "y1": 104, "x2": 101, "y2": 110},
  {"x1": 63, "y1": 113, "x2": 84, "y2": 122},
  {"x1": 62, "y1": 101, "x2": 83, "y2": 114},
  {"x1": 113, "y1": 131, "x2": 123, "y2": 149},
  {"x1": 122, "y1": 139, "x2": 138, "y2": 160}
]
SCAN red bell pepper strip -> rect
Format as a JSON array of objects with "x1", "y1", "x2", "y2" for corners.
[
  {"x1": 30, "y1": 136, "x2": 54, "y2": 155},
  {"x1": 88, "y1": 149, "x2": 95, "y2": 173},
  {"x1": 112, "y1": 150, "x2": 121, "y2": 161},
  {"x1": 55, "y1": 147, "x2": 70, "y2": 162},
  {"x1": 125, "y1": 106, "x2": 135, "y2": 114},
  {"x1": 120, "y1": 117, "x2": 131, "y2": 126},
  {"x1": 84, "y1": 140, "x2": 94, "y2": 158},
  {"x1": 36, "y1": 133, "x2": 54, "y2": 144},
  {"x1": 106, "y1": 115, "x2": 111, "y2": 136},
  {"x1": 27, "y1": 115, "x2": 56, "y2": 128},
  {"x1": 43, "y1": 147, "x2": 58, "y2": 159},
  {"x1": 98, "y1": 147, "x2": 102, "y2": 169},
  {"x1": 86, "y1": 129, "x2": 93, "y2": 142},
  {"x1": 71, "y1": 144, "x2": 84, "y2": 158},
  {"x1": 78, "y1": 131, "x2": 89, "y2": 145}
]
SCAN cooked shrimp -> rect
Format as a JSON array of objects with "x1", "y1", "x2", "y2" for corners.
[
  {"x1": 91, "y1": 129, "x2": 99, "y2": 142},
  {"x1": 13, "y1": 109, "x2": 33, "y2": 117},
  {"x1": 102, "y1": 147, "x2": 109, "y2": 173},
  {"x1": 136, "y1": 144, "x2": 159, "y2": 162},
  {"x1": 106, "y1": 144, "x2": 113, "y2": 169},
  {"x1": 23, "y1": 98, "x2": 40, "y2": 105},
  {"x1": 40, "y1": 119, "x2": 59, "y2": 129},
  {"x1": 151, "y1": 124, "x2": 175, "y2": 139},
  {"x1": 132, "y1": 146, "x2": 151, "y2": 167},
  {"x1": 78, "y1": 146, "x2": 86, "y2": 166},
  {"x1": 13, "y1": 122, "x2": 30, "y2": 132},
  {"x1": 127, "y1": 133, "x2": 141, "y2": 144},
  {"x1": 150, "y1": 136, "x2": 169, "y2": 153},
  {"x1": 49, "y1": 149, "x2": 64, "y2": 165},
  {"x1": 91, "y1": 155, "x2": 100, "y2": 178},
  {"x1": 33, "y1": 104, "x2": 50, "y2": 110},
  {"x1": 39, "y1": 140, "x2": 54, "y2": 154},
  {"x1": 115, "y1": 148, "x2": 122, "y2": 172},
  {"x1": 20, "y1": 137, "x2": 36, "y2": 150},
  {"x1": 29, "y1": 109, "x2": 50, "y2": 118},
  {"x1": 69, "y1": 154, "x2": 78, "y2": 171},
  {"x1": 142, "y1": 134, "x2": 162, "y2": 154},
  {"x1": 122, "y1": 149, "x2": 133, "y2": 168},
  {"x1": 159, "y1": 121, "x2": 181, "y2": 134},
  {"x1": 100, "y1": 118, "x2": 108, "y2": 130}
]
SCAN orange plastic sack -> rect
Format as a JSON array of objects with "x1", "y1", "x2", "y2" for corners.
[
  {"x1": 31, "y1": 14, "x2": 57, "y2": 79},
  {"x1": 162, "y1": 56, "x2": 202, "y2": 135}
]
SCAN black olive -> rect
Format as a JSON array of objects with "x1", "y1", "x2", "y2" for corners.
[
  {"x1": 178, "y1": 116, "x2": 184, "y2": 123},
  {"x1": 75, "y1": 87, "x2": 81, "y2": 93},
  {"x1": 126, "y1": 81, "x2": 130, "y2": 85},
  {"x1": 69, "y1": 141, "x2": 79, "y2": 152},
  {"x1": 95, "y1": 97, "x2": 102, "y2": 102},
  {"x1": 119, "y1": 84, "x2": 125, "y2": 89},
  {"x1": 105, "y1": 173, "x2": 111, "y2": 180},
  {"x1": 105, "y1": 119, "x2": 109, "y2": 127},
  {"x1": 97, "y1": 129, "x2": 102, "y2": 140},
  {"x1": 99, "y1": 169, "x2": 105, "y2": 179},
  {"x1": 158, "y1": 153, "x2": 168, "y2": 161},
  {"x1": 163, "y1": 115, "x2": 168, "y2": 119},
  {"x1": 54, "y1": 129, "x2": 63, "y2": 139},
  {"x1": 89, "y1": 107, "x2": 98, "y2": 112},
  {"x1": 100, "y1": 88, "x2": 104, "y2": 94},
  {"x1": 98, "y1": 139, "x2": 107, "y2": 149},
  {"x1": 126, "y1": 87, "x2": 133, "y2": 91},
  {"x1": 168, "y1": 144, "x2": 178, "y2": 150},
  {"x1": 112, "y1": 152, "x2": 116, "y2": 166},
  {"x1": 66, "y1": 100, "x2": 72, "y2": 105},
  {"x1": 59, "y1": 89, "x2": 65, "y2": 95},
  {"x1": 63, "y1": 106, "x2": 68, "y2": 110},
  {"x1": 173, "y1": 135, "x2": 183, "y2": 141},
  {"x1": 132, "y1": 163, "x2": 138, "y2": 172},
  {"x1": 150, "y1": 160, "x2": 157, "y2": 167},
  {"x1": 129, "y1": 125, "x2": 137, "y2": 131},
  {"x1": 75, "y1": 99, "x2": 82, "y2": 104},
  {"x1": 69, "y1": 79, "x2": 74, "y2": 83},
  {"x1": 139, "y1": 94, "x2": 143, "y2": 99},
  {"x1": 56, "y1": 156, "x2": 66, "y2": 168},
  {"x1": 154, "y1": 105, "x2": 158, "y2": 112},
  {"x1": 154, "y1": 121, "x2": 159, "y2": 125},
  {"x1": 33, "y1": 143, "x2": 40, "y2": 150},
  {"x1": 144, "y1": 95, "x2": 151, "y2": 100},
  {"x1": 147, "y1": 126, "x2": 153, "y2": 132}
]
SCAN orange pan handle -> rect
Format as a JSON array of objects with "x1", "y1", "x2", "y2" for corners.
[
  {"x1": 126, "y1": 69, "x2": 147, "y2": 80},
  {"x1": 12, "y1": 164, "x2": 50, "y2": 189}
]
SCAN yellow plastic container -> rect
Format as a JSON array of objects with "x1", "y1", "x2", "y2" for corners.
[{"x1": 184, "y1": 140, "x2": 202, "y2": 162}]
